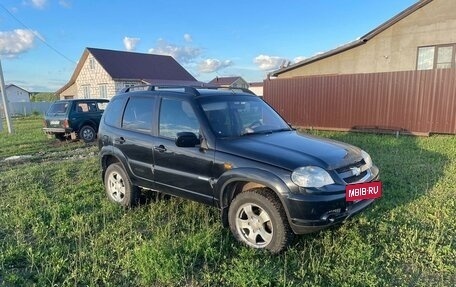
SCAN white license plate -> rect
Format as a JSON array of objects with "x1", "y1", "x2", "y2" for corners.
[{"x1": 50, "y1": 120, "x2": 60, "y2": 125}]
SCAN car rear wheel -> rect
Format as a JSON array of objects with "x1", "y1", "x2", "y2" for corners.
[
  {"x1": 228, "y1": 188, "x2": 294, "y2": 253},
  {"x1": 79, "y1": 125, "x2": 96, "y2": 143},
  {"x1": 104, "y1": 163, "x2": 140, "y2": 207}
]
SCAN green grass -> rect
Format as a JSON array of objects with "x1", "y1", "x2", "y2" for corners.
[{"x1": 0, "y1": 118, "x2": 455, "y2": 286}]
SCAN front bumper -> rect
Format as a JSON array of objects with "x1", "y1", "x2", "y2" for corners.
[
  {"x1": 288, "y1": 198, "x2": 376, "y2": 233},
  {"x1": 285, "y1": 166, "x2": 379, "y2": 234}
]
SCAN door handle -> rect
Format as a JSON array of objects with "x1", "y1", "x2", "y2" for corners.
[
  {"x1": 114, "y1": 137, "x2": 125, "y2": 144},
  {"x1": 154, "y1": 145, "x2": 167, "y2": 152}
]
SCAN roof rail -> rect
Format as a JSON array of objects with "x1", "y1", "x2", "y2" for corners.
[
  {"x1": 119, "y1": 85, "x2": 200, "y2": 96},
  {"x1": 119, "y1": 84, "x2": 256, "y2": 96},
  {"x1": 211, "y1": 87, "x2": 256, "y2": 95}
]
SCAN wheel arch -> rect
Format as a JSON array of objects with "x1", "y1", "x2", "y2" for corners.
[
  {"x1": 216, "y1": 168, "x2": 292, "y2": 228},
  {"x1": 100, "y1": 147, "x2": 129, "y2": 184},
  {"x1": 77, "y1": 120, "x2": 98, "y2": 132}
]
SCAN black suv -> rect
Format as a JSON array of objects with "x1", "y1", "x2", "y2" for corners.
[
  {"x1": 98, "y1": 86, "x2": 379, "y2": 253},
  {"x1": 43, "y1": 99, "x2": 109, "y2": 142}
]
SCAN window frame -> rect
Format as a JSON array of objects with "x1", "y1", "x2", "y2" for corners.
[
  {"x1": 82, "y1": 85, "x2": 91, "y2": 99},
  {"x1": 417, "y1": 43, "x2": 456, "y2": 70},
  {"x1": 99, "y1": 84, "x2": 108, "y2": 99}
]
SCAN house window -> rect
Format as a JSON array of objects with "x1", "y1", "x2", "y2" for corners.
[
  {"x1": 82, "y1": 85, "x2": 91, "y2": 99},
  {"x1": 124, "y1": 82, "x2": 137, "y2": 88},
  {"x1": 417, "y1": 44, "x2": 456, "y2": 70},
  {"x1": 99, "y1": 84, "x2": 108, "y2": 99},
  {"x1": 89, "y1": 58, "x2": 95, "y2": 69},
  {"x1": 436, "y1": 46, "x2": 453, "y2": 69}
]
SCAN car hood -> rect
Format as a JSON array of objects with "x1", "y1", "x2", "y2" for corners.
[{"x1": 216, "y1": 131, "x2": 363, "y2": 171}]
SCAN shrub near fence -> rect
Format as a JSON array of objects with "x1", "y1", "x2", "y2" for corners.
[
  {"x1": 264, "y1": 69, "x2": 456, "y2": 135},
  {"x1": 0, "y1": 102, "x2": 53, "y2": 117}
]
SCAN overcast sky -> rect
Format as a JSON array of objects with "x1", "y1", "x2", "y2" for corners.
[{"x1": 0, "y1": 0, "x2": 417, "y2": 92}]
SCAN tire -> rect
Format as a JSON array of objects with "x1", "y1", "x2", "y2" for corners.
[
  {"x1": 104, "y1": 163, "x2": 140, "y2": 207},
  {"x1": 228, "y1": 188, "x2": 294, "y2": 253},
  {"x1": 79, "y1": 125, "x2": 96, "y2": 143}
]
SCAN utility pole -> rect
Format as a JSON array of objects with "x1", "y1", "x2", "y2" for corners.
[{"x1": 0, "y1": 58, "x2": 13, "y2": 133}]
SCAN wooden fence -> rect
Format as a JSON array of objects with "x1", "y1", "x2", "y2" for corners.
[{"x1": 264, "y1": 69, "x2": 456, "y2": 135}]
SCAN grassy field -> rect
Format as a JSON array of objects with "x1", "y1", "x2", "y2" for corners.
[{"x1": 0, "y1": 116, "x2": 455, "y2": 286}]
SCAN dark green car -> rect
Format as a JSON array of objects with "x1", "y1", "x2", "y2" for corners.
[{"x1": 43, "y1": 99, "x2": 109, "y2": 143}]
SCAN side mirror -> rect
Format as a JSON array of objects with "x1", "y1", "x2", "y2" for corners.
[{"x1": 175, "y1": 132, "x2": 199, "y2": 147}]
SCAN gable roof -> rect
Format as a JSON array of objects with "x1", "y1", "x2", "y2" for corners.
[
  {"x1": 56, "y1": 47, "x2": 197, "y2": 94},
  {"x1": 270, "y1": 0, "x2": 433, "y2": 77},
  {"x1": 87, "y1": 48, "x2": 197, "y2": 80},
  {"x1": 5, "y1": 84, "x2": 30, "y2": 93},
  {"x1": 209, "y1": 76, "x2": 245, "y2": 86}
]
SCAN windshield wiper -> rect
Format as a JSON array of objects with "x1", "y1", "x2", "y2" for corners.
[{"x1": 241, "y1": 128, "x2": 291, "y2": 136}]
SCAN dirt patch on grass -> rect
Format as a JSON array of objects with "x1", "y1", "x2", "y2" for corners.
[{"x1": 1, "y1": 143, "x2": 98, "y2": 172}]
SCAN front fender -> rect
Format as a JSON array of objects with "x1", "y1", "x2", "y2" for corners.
[{"x1": 216, "y1": 167, "x2": 291, "y2": 209}]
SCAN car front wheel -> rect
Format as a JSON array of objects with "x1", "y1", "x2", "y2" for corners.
[
  {"x1": 228, "y1": 188, "x2": 294, "y2": 253},
  {"x1": 104, "y1": 163, "x2": 140, "y2": 207}
]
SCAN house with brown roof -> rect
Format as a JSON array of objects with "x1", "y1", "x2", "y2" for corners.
[
  {"x1": 208, "y1": 76, "x2": 249, "y2": 89},
  {"x1": 271, "y1": 0, "x2": 456, "y2": 78},
  {"x1": 57, "y1": 47, "x2": 202, "y2": 99}
]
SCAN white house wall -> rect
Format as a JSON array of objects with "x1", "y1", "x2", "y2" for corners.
[
  {"x1": 6, "y1": 86, "x2": 30, "y2": 102},
  {"x1": 75, "y1": 55, "x2": 116, "y2": 99}
]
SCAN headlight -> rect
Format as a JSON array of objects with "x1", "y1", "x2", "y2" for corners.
[
  {"x1": 361, "y1": 150, "x2": 373, "y2": 168},
  {"x1": 291, "y1": 166, "x2": 334, "y2": 188}
]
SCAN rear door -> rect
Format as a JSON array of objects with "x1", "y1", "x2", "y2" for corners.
[
  {"x1": 152, "y1": 96, "x2": 215, "y2": 204},
  {"x1": 71, "y1": 101, "x2": 106, "y2": 131},
  {"x1": 113, "y1": 96, "x2": 157, "y2": 187}
]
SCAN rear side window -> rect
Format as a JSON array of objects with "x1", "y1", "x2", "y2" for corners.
[
  {"x1": 104, "y1": 98, "x2": 124, "y2": 127},
  {"x1": 75, "y1": 102, "x2": 92, "y2": 113},
  {"x1": 97, "y1": 102, "x2": 108, "y2": 111},
  {"x1": 122, "y1": 97, "x2": 155, "y2": 133}
]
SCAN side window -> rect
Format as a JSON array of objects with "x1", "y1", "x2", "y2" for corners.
[
  {"x1": 104, "y1": 98, "x2": 124, "y2": 127},
  {"x1": 159, "y1": 98, "x2": 199, "y2": 139},
  {"x1": 122, "y1": 97, "x2": 155, "y2": 133},
  {"x1": 76, "y1": 102, "x2": 89, "y2": 113},
  {"x1": 97, "y1": 102, "x2": 108, "y2": 111}
]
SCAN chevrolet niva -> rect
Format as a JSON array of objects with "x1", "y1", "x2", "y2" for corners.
[{"x1": 98, "y1": 85, "x2": 379, "y2": 253}]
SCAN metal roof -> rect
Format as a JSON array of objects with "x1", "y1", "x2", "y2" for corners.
[
  {"x1": 56, "y1": 47, "x2": 197, "y2": 95},
  {"x1": 87, "y1": 48, "x2": 196, "y2": 81}
]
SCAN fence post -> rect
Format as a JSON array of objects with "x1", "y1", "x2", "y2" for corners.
[{"x1": 0, "y1": 59, "x2": 13, "y2": 133}]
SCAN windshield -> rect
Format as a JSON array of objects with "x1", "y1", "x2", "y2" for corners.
[
  {"x1": 47, "y1": 101, "x2": 69, "y2": 115},
  {"x1": 199, "y1": 96, "x2": 291, "y2": 138}
]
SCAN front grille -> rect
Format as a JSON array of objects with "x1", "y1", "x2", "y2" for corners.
[
  {"x1": 336, "y1": 159, "x2": 370, "y2": 184},
  {"x1": 344, "y1": 170, "x2": 368, "y2": 183},
  {"x1": 336, "y1": 159, "x2": 365, "y2": 173}
]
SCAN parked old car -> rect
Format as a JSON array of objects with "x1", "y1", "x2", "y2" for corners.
[
  {"x1": 98, "y1": 85, "x2": 380, "y2": 253},
  {"x1": 43, "y1": 99, "x2": 109, "y2": 142}
]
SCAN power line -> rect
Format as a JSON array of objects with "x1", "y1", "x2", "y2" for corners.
[{"x1": 0, "y1": 3, "x2": 76, "y2": 64}]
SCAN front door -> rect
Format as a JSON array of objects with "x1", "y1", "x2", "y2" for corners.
[{"x1": 153, "y1": 97, "x2": 215, "y2": 204}]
